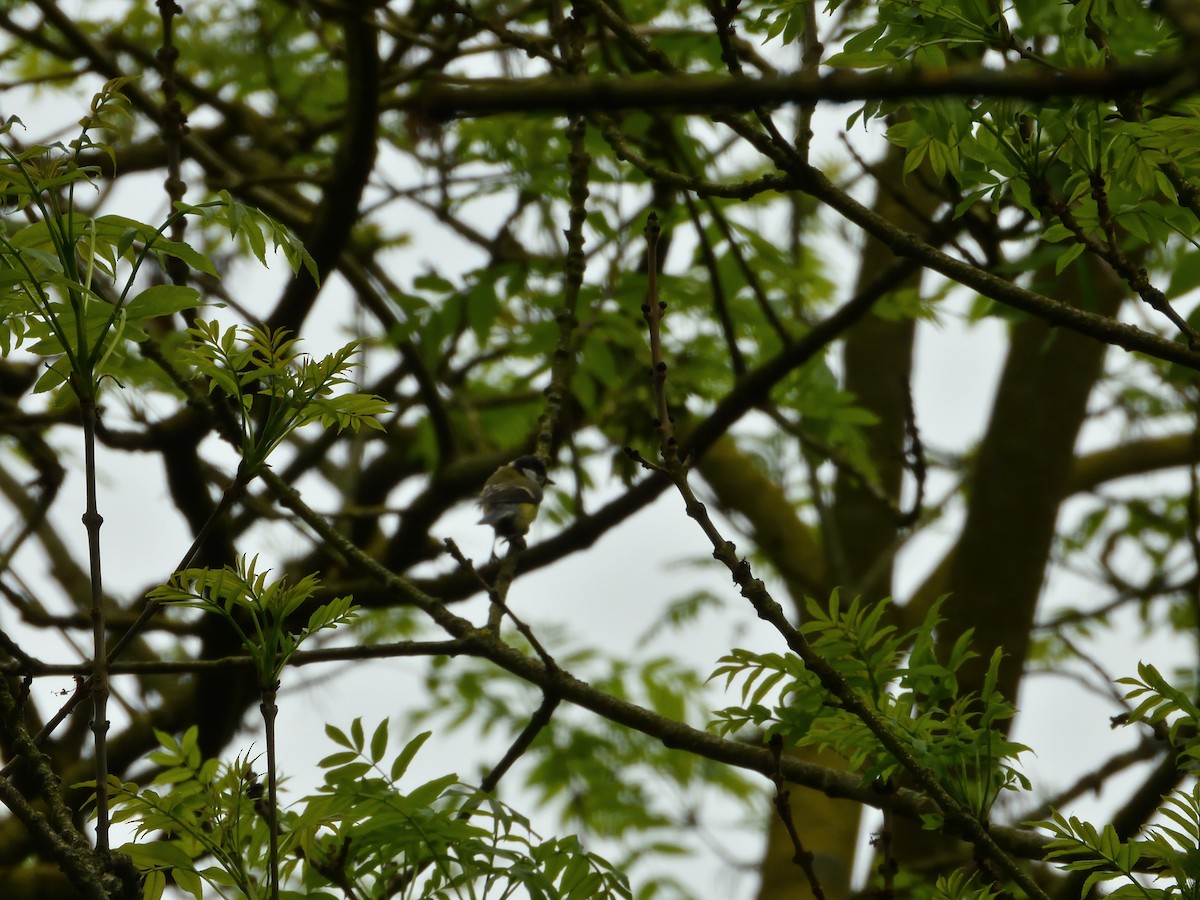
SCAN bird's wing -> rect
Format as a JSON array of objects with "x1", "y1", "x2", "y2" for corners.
[{"x1": 478, "y1": 483, "x2": 541, "y2": 505}]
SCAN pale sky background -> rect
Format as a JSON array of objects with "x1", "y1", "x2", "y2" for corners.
[{"x1": 1, "y1": 37, "x2": 1197, "y2": 900}]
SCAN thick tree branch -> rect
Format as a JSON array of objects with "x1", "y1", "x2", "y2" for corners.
[
  {"x1": 1068, "y1": 433, "x2": 1200, "y2": 493},
  {"x1": 265, "y1": 8, "x2": 381, "y2": 335},
  {"x1": 409, "y1": 59, "x2": 1197, "y2": 119}
]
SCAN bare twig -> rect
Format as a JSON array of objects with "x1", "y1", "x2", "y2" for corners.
[
  {"x1": 155, "y1": 0, "x2": 189, "y2": 289},
  {"x1": 0, "y1": 473, "x2": 251, "y2": 779},
  {"x1": 1016, "y1": 738, "x2": 1160, "y2": 823},
  {"x1": 484, "y1": 548, "x2": 524, "y2": 631},
  {"x1": 535, "y1": 4, "x2": 590, "y2": 462},
  {"x1": 768, "y1": 733, "x2": 826, "y2": 900},
  {"x1": 642, "y1": 213, "x2": 677, "y2": 464},
  {"x1": 872, "y1": 781, "x2": 898, "y2": 900},
  {"x1": 444, "y1": 538, "x2": 556, "y2": 668},
  {"x1": 634, "y1": 214, "x2": 1051, "y2": 900},
  {"x1": 898, "y1": 375, "x2": 926, "y2": 528},
  {"x1": 260, "y1": 679, "x2": 281, "y2": 900},
  {"x1": 0, "y1": 637, "x2": 472, "y2": 677}
]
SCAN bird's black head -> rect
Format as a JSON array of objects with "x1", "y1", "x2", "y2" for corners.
[{"x1": 511, "y1": 455, "x2": 551, "y2": 485}]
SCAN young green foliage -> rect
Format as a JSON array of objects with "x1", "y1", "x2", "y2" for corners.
[
  {"x1": 303, "y1": 720, "x2": 632, "y2": 899},
  {"x1": 933, "y1": 869, "x2": 1003, "y2": 900},
  {"x1": 0, "y1": 82, "x2": 203, "y2": 396},
  {"x1": 108, "y1": 722, "x2": 632, "y2": 899},
  {"x1": 710, "y1": 593, "x2": 1031, "y2": 822},
  {"x1": 176, "y1": 189, "x2": 319, "y2": 283},
  {"x1": 0, "y1": 81, "x2": 329, "y2": 409},
  {"x1": 107, "y1": 727, "x2": 270, "y2": 900},
  {"x1": 1038, "y1": 784, "x2": 1200, "y2": 900},
  {"x1": 1119, "y1": 662, "x2": 1200, "y2": 762},
  {"x1": 176, "y1": 320, "x2": 388, "y2": 474},
  {"x1": 147, "y1": 554, "x2": 358, "y2": 687}
]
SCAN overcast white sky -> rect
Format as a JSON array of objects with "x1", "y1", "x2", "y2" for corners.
[{"x1": 1, "y1": 44, "x2": 1197, "y2": 900}]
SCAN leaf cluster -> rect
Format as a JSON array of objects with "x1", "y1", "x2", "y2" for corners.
[
  {"x1": 108, "y1": 726, "x2": 272, "y2": 900},
  {"x1": 710, "y1": 593, "x2": 1030, "y2": 820},
  {"x1": 0, "y1": 91, "x2": 205, "y2": 396},
  {"x1": 147, "y1": 554, "x2": 358, "y2": 687},
  {"x1": 1040, "y1": 784, "x2": 1200, "y2": 900},
  {"x1": 1119, "y1": 662, "x2": 1200, "y2": 762},
  {"x1": 821, "y1": 0, "x2": 1200, "y2": 289},
  {"x1": 175, "y1": 320, "x2": 388, "y2": 472},
  {"x1": 108, "y1": 721, "x2": 631, "y2": 900},
  {"x1": 1025, "y1": 663, "x2": 1200, "y2": 900},
  {"x1": 0, "y1": 83, "x2": 334, "y2": 412}
]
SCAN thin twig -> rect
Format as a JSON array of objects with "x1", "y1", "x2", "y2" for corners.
[
  {"x1": 1016, "y1": 738, "x2": 1161, "y2": 823},
  {"x1": 0, "y1": 637, "x2": 471, "y2": 677},
  {"x1": 535, "y1": 4, "x2": 590, "y2": 459},
  {"x1": 873, "y1": 781, "x2": 898, "y2": 900},
  {"x1": 635, "y1": 214, "x2": 1051, "y2": 900},
  {"x1": 155, "y1": 0, "x2": 189, "y2": 290},
  {"x1": 260, "y1": 680, "x2": 281, "y2": 900},
  {"x1": 484, "y1": 546, "x2": 524, "y2": 631},
  {"x1": 642, "y1": 213, "x2": 676, "y2": 464},
  {"x1": 0, "y1": 473, "x2": 251, "y2": 779},
  {"x1": 479, "y1": 690, "x2": 561, "y2": 793},
  {"x1": 898, "y1": 375, "x2": 926, "y2": 528},
  {"x1": 447, "y1": 537, "x2": 559, "y2": 671},
  {"x1": 768, "y1": 733, "x2": 826, "y2": 900}
]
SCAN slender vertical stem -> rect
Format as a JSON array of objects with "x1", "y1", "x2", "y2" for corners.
[
  {"x1": 0, "y1": 473, "x2": 253, "y2": 781},
  {"x1": 795, "y1": 0, "x2": 823, "y2": 161},
  {"x1": 78, "y1": 387, "x2": 109, "y2": 853},
  {"x1": 260, "y1": 681, "x2": 281, "y2": 900},
  {"x1": 641, "y1": 214, "x2": 676, "y2": 464},
  {"x1": 156, "y1": 0, "x2": 189, "y2": 282},
  {"x1": 533, "y1": 3, "x2": 589, "y2": 460}
]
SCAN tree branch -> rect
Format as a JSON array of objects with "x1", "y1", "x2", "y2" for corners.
[{"x1": 409, "y1": 58, "x2": 1197, "y2": 119}]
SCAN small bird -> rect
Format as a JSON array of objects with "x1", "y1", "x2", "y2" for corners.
[{"x1": 478, "y1": 454, "x2": 554, "y2": 555}]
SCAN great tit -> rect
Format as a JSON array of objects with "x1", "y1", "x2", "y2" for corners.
[{"x1": 478, "y1": 455, "x2": 554, "y2": 553}]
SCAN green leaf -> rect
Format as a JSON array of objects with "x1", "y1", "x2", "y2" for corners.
[
  {"x1": 318, "y1": 751, "x2": 360, "y2": 768},
  {"x1": 153, "y1": 236, "x2": 219, "y2": 277},
  {"x1": 369, "y1": 719, "x2": 389, "y2": 764},
  {"x1": 1168, "y1": 249, "x2": 1200, "y2": 299},
  {"x1": 172, "y1": 867, "x2": 203, "y2": 900},
  {"x1": 324, "y1": 723, "x2": 352, "y2": 750},
  {"x1": 32, "y1": 361, "x2": 70, "y2": 395},
  {"x1": 124, "y1": 284, "x2": 199, "y2": 320},
  {"x1": 1054, "y1": 241, "x2": 1086, "y2": 274},
  {"x1": 390, "y1": 731, "x2": 432, "y2": 782},
  {"x1": 142, "y1": 870, "x2": 166, "y2": 900},
  {"x1": 825, "y1": 50, "x2": 895, "y2": 69}
]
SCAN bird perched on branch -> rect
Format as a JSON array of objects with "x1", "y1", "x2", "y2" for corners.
[{"x1": 478, "y1": 455, "x2": 554, "y2": 555}]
